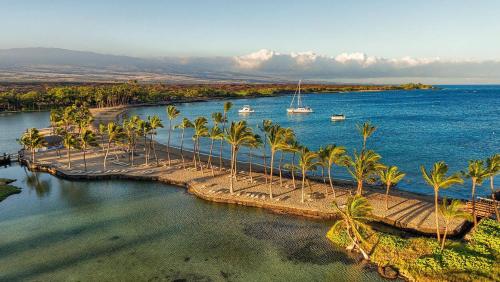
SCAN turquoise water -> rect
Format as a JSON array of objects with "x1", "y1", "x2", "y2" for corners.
[
  {"x1": 128, "y1": 86, "x2": 500, "y2": 199},
  {"x1": 0, "y1": 164, "x2": 385, "y2": 281}
]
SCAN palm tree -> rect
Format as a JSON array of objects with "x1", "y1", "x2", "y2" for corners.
[
  {"x1": 324, "y1": 144, "x2": 347, "y2": 199},
  {"x1": 278, "y1": 128, "x2": 295, "y2": 187},
  {"x1": 98, "y1": 123, "x2": 107, "y2": 150},
  {"x1": 211, "y1": 112, "x2": 224, "y2": 170},
  {"x1": 79, "y1": 128, "x2": 98, "y2": 171},
  {"x1": 244, "y1": 133, "x2": 262, "y2": 182},
  {"x1": 207, "y1": 125, "x2": 223, "y2": 176},
  {"x1": 166, "y1": 105, "x2": 180, "y2": 166},
  {"x1": 421, "y1": 161, "x2": 463, "y2": 243},
  {"x1": 377, "y1": 165, "x2": 405, "y2": 210},
  {"x1": 20, "y1": 128, "x2": 44, "y2": 163},
  {"x1": 330, "y1": 195, "x2": 373, "y2": 260},
  {"x1": 103, "y1": 122, "x2": 124, "y2": 170},
  {"x1": 224, "y1": 121, "x2": 254, "y2": 194},
  {"x1": 285, "y1": 140, "x2": 302, "y2": 190},
  {"x1": 148, "y1": 115, "x2": 164, "y2": 166},
  {"x1": 192, "y1": 117, "x2": 208, "y2": 172},
  {"x1": 463, "y1": 160, "x2": 489, "y2": 227},
  {"x1": 137, "y1": 119, "x2": 151, "y2": 166},
  {"x1": 266, "y1": 125, "x2": 289, "y2": 199},
  {"x1": 259, "y1": 120, "x2": 273, "y2": 184},
  {"x1": 485, "y1": 154, "x2": 500, "y2": 221},
  {"x1": 175, "y1": 117, "x2": 193, "y2": 168},
  {"x1": 317, "y1": 146, "x2": 329, "y2": 190},
  {"x1": 298, "y1": 148, "x2": 319, "y2": 203},
  {"x1": 219, "y1": 101, "x2": 232, "y2": 167},
  {"x1": 62, "y1": 132, "x2": 78, "y2": 169},
  {"x1": 126, "y1": 115, "x2": 141, "y2": 166},
  {"x1": 49, "y1": 108, "x2": 62, "y2": 134},
  {"x1": 357, "y1": 121, "x2": 377, "y2": 150},
  {"x1": 345, "y1": 150, "x2": 384, "y2": 195},
  {"x1": 439, "y1": 198, "x2": 472, "y2": 250}
]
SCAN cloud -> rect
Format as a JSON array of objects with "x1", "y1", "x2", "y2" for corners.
[{"x1": 229, "y1": 50, "x2": 500, "y2": 83}]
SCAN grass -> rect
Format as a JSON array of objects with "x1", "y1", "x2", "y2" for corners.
[
  {"x1": 0, "y1": 178, "x2": 16, "y2": 185},
  {"x1": 327, "y1": 219, "x2": 500, "y2": 281},
  {"x1": 0, "y1": 184, "x2": 21, "y2": 202}
]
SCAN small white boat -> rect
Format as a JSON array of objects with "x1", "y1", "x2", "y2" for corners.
[
  {"x1": 287, "y1": 80, "x2": 313, "y2": 114},
  {"x1": 238, "y1": 105, "x2": 255, "y2": 113},
  {"x1": 331, "y1": 114, "x2": 346, "y2": 121}
]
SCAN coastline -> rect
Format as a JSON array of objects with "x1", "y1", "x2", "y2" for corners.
[{"x1": 19, "y1": 104, "x2": 470, "y2": 237}]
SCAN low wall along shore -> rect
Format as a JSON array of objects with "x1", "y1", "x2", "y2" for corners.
[{"x1": 22, "y1": 106, "x2": 470, "y2": 236}]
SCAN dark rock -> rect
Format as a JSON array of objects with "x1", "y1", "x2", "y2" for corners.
[{"x1": 378, "y1": 265, "x2": 399, "y2": 279}]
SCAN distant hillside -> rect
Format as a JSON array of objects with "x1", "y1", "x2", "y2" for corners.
[{"x1": 0, "y1": 47, "x2": 281, "y2": 83}]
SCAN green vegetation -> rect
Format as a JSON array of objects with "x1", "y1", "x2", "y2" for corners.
[
  {"x1": 328, "y1": 216, "x2": 500, "y2": 281},
  {"x1": 0, "y1": 82, "x2": 434, "y2": 112},
  {"x1": 0, "y1": 184, "x2": 21, "y2": 202}
]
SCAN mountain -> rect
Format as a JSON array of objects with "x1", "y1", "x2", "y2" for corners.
[{"x1": 0, "y1": 47, "x2": 280, "y2": 83}]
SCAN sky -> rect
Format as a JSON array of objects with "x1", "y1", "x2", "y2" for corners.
[
  {"x1": 2, "y1": 0, "x2": 500, "y2": 59},
  {"x1": 2, "y1": 0, "x2": 500, "y2": 83}
]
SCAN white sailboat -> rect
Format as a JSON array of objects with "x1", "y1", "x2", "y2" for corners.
[{"x1": 287, "y1": 80, "x2": 313, "y2": 113}]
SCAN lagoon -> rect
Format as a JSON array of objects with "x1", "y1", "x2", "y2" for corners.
[{"x1": 0, "y1": 164, "x2": 385, "y2": 281}]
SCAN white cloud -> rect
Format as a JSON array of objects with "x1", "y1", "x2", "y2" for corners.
[{"x1": 227, "y1": 50, "x2": 500, "y2": 82}]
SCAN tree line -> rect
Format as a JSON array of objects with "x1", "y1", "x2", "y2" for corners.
[{"x1": 1, "y1": 82, "x2": 433, "y2": 111}]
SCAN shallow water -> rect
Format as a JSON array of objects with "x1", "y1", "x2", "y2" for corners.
[
  {"x1": 128, "y1": 86, "x2": 500, "y2": 199},
  {"x1": 0, "y1": 164, "x2": 386, "y2": 281}
]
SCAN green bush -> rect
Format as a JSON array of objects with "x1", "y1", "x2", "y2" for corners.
[{"x1": 470, "y1": 219, "x2": 500, "y2": 255}]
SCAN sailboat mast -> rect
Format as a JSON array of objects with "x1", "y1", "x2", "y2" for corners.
[{"x1": 297, "y1": 80, "x2": 302, "y2": 107}]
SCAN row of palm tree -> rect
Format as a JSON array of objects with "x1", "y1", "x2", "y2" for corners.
[
  {"x1": 25, "y1": 104, "x2": 500, "y2": 243},
  {"x1": 420, "y1": 154, "x2": 499, "y2": 245}
]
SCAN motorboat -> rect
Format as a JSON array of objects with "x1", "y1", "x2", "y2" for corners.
[
  {"x1": 238, "y1": 105, "x2": 255, "y2": 113},
  {"x1": 287, "y1": 80, "x2": 313, "y2": 113},
  {"x1": 331, "y1": 114, "x2": 346, "y2": 121}
]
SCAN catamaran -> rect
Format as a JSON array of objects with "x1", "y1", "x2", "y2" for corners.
[{"x1": 287, "y1": 80, "x2": 313, "y2": 113}]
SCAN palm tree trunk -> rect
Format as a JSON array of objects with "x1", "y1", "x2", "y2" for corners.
[
  {"x1": 143, "y1": 135, "x2": 148, "y2": 166},
  {"x1": 219, "y1": 138, "x2": 224, "y2": 170},
  {"x1": 208, "y1": 139, "x2": 214, "y2": 176},
  {"x1": 263, "y1": 138, "x2": 268, "y2": 184},
  {"x1": 192, "y1": 140, "x2": 197, "y2": 169},
  {"x1": 301, "y1": 168, "x2": 306, "y2": 203},
  {"x1": 83, "y1": 148, "x2": 87, "y2": 171},
  {"x1": 434, "y1": 188, "x2": 441, "y2": 243},
  {"x1": 472, "y1": 179, "x2": 477, "y2": 227},
  {"x1": 131, "y1": 141, "x2": 135, "y2": 167},
  {"x1": 490, "y1": 176, "x2": 500, "y2": 222},
  {"x1": 167, "y1": 121, "x2": 172, "y2": 166},
  {"x1": 67, "y1": 148, "x2": 71, "y2": 169},
  {"x1": 32, "y1": 149, "x2": 35, "y2": 163},
  {"x1": 357, "y1": 181, "x2": 363, "y2": 195},
  {"x1": 278, "y1": 151, "x2": 284, "y2": 187},
  {"x1": 328, "y1": 167, "x2": 336, "y2": 199},
  {"x1": 291, "y1": 153, "x2": 296, "y2": 189},
  {"x1": 269, "y1": 151, "x2": 275, "y2": 199},
  {"x1": 322, "y1": 167, "x2": 328, "y2": 195},
  {"x1": 150, "y1": 135, "x2": 158, "y2": 166},
  {"x1": 249, "y1": 148, "x2": 253, "y2": 182},
  {"x1": 178, "y1": 129, "x2": 185, "y2": 168},
  {"x1": 104, "y1": 141, "x2": 111, "y2": 169},
  {"x1": 197, "y1": 140, "x2": 204, "y2": 174},
  {"x1": 441, "y1": 224, "x2": 449, "y2": 250},
  {"x1": 385, "y1": 183, "x2": 391, "y2": 210},
  {"x1": 229, "y1": 146, "x2": 235, "y2": 194}
]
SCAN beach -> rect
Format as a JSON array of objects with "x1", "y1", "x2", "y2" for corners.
[{"x1": 21, "y1": 105, "x2": 470, "y2": 236}]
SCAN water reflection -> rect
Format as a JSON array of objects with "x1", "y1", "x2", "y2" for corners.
[{"x1": 23, "y1": 168, "x2": 51, "y2": 197}]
